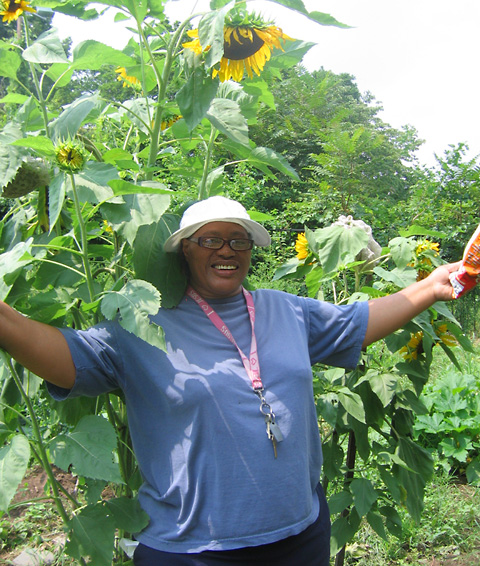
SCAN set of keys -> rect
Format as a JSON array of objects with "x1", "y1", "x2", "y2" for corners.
[
  {"x1": 265, "y1": 414, "x2": 284, "y2": 458},
  {"x1": 255, "y1": 389, "x2": 283, "y2": 458}
]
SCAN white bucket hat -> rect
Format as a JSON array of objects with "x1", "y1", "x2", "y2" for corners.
[{"x1": 164, "y1": 196, "x2": 271, "y2": 252}]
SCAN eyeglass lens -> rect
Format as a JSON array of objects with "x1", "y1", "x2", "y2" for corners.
[{"x1": 195, "y1": 237, "x2": 253, "y2": 250}]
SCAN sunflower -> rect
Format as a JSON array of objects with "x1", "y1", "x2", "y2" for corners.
[
  {"x1": 295, "y1": 232, "x2": 309, "y2": 261},
  {"x1": 55, "y1": 140, "x2": 87, "y2": 172},
  {"x1": 399, "y1": 331, "x2": 424, "y2": 361},
  {"x1": 115, "y1": 67, "x2": 141, "y2": 88},
  {"x1": 410, "y1": 239, "x2": 440, "y2": 281},
  {"x1": 1, "y1": 0, "x2": 35, "y2": 22},
  {"x1": 434, "y1": 323, "x2": 457, "y2": 347},
  {"x1": 161, "y1": 115, "x2": 183, "y2": 131},
  {"x1": 183, "y1": 10, "x2": 293, "y2": 82}
]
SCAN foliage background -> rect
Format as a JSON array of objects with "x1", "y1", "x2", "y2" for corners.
[{"x1": 0, "y1": 0, "x2": 479, "y2": 564}]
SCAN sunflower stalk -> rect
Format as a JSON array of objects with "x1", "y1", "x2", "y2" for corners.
[
  {"x1": 69, "y1": 173, "x2": 96, "y2": 308},
  {"x1": 147, "y1": 17, "x2": 193, "y2": 177},
  {"x1": 2, "y1": 354, "x2": 72, "y2": 525},
  {"x1": 22, "y1": 13, "x2": 50, "y2": 138},
  {"x1": 198, "y1": 126, "x2": 217, "y2": 200}
]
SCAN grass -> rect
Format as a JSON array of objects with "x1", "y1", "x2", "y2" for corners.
[{"x1": 343, "y1": 472, "x2": 480, "y2": 565}]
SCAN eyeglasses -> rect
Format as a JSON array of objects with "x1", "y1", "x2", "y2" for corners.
[{"x1": 188, "y1": 236, "x2": 254, "y2": 251}]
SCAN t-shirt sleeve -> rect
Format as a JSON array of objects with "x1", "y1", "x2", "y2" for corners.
[
  {"x1": 47, "y1": 323, "x2": 125, "y2": 400},
  {"x1": 305, "y1": 298, "x2": 369, "y2": 369}
]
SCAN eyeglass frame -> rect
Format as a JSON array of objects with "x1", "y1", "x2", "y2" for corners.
[{"x1": 187, "y1": 236, "x2": 254, "y2": 251}]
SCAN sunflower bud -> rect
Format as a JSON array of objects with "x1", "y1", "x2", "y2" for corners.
[
  {"x1": 55, "y1": 140, "x2": 87, "y2": 172},
  {"x1": 1, "y1": 157, "x2": 50, "y2": 198}
]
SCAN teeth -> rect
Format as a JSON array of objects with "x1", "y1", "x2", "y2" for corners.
[{"x1": 215, "y1": 265, "x2": 236, "y2": 270}]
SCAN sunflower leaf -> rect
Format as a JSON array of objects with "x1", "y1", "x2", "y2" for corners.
[
  {"x1": 176, "y1": 70, "x2": 219, "y2": 131},
  {"x1": 267, "y1": 1, "x2": 351, "y2": 28},
  {"x1": 22, "y1": 29, "x2": 68, "y2": 64},
  {"x1": 206, "y1": 98, "x2": 249, "y2": 146},
  {"x1": 199, "y1": 8, "x2": 229, "y2": 68}
]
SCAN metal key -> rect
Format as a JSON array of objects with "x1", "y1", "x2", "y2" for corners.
[{"x1": 265, "y1": 416, "x2": 280, "y2": 458}]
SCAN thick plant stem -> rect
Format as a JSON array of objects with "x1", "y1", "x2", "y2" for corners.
[
  {"x1": 198, "y1": 127, "x2": 216, "y2": 200},
  {"x1": 334, "y1": 429, "x2": 357, "y2": 566},
  {"x1": 69, "y1": 173, "x2": 96, "y2": 305},
  {"x1": 146, "y1": 18, "x2": 192, "y2": 176},
  {"x1": 4, "y1": 356, "x2": 71, "y2": 525},
  {"x1": 22, "y1": 15, "x2": 50, "y2": 138}
]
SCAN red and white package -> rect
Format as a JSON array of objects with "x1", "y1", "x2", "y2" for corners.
[{"x1": 449, "y1": 223, "x2": 480, "y2": 298}]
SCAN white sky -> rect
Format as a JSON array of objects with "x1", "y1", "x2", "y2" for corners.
[{"x1": 53, "y1": 0, "x2": 480, "y2": 167}]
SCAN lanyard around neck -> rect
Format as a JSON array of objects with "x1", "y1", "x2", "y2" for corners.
[{"x1": 186, "y1": 286, "x2": 263, "y2": 391}]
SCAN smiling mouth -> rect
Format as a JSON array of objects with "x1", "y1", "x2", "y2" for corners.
[{"x1": 214, "y1": 265, "x2": 237, "y2": 271}]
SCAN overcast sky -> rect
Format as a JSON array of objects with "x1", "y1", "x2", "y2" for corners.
[{"x1": 53, "y1": 0, "x2": 480, "y2": 167}]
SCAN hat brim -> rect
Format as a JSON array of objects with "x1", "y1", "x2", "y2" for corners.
[{"x1": 164, "y1": 218, "x2": 271, "y2": 252}]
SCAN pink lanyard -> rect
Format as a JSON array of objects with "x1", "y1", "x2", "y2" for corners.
[
  {"x1": 186, "y1": 286, "x2": 263, "y2": 391},
  {"x1": 186, "y1": 286, "x2": 283, "y2": 457}
]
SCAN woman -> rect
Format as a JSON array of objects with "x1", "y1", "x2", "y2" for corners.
[{"x1": 0, "y1": 196, "x2": 461, "y2": 566}]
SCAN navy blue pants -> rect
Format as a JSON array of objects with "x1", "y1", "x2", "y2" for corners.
[{"x1": 133, "y1": 484, "x2": 331, "y2": 566}]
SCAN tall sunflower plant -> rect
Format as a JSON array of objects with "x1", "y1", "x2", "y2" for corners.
[
  {"x1": 0, "y1": 0, "x2": 350, "y2": 563},
  {"x1": 275, "y1": 221, "x2": 474, "y2": 559}
]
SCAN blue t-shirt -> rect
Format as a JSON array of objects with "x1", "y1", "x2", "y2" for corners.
[{"x1": 49, "y1": 289, "x2": 369, "y2": 553}]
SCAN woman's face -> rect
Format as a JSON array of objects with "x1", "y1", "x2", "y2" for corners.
[{"x1": 181, "y1": 221, "x2": 252, "y2": 299}]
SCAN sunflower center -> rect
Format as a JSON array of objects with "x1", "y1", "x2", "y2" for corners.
[
  {"x1": 224, "y1": 28, "x2": 265, "y2": 60},
  {"x1": 7, "y1": 0, "x2": 18, "y2": 10}
]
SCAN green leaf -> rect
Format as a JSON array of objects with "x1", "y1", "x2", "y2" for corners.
[
  {"x1": 273, "y1": 257, "x2": 302, "y2": 281},
  {"x1": 393, "y1": 437, "x2": 433, "y2": 522},
  {"x1": 48, "y1": 173, "x2": 67, "y2": 231},
  {"x1": 105, "y1": 496, "x2": 150, "y2": 532},
  {"x1": 0, "y1": 123, "x2": 28, "y2": 188},
  {"x1": 0, "y1": 93, "x2": 29, "y2": 104},
  {"x1": 102, "y1": 193, "x2": 171, "y2": 246},
  {"x1": 65, "y1": 502, "x2": 116, "y2": 566},
  {"x1": 364, "y1": 370, "x2": 398, "y2": 407},
  {"x1": 119, "y1": 97, "x2": 152, "y2": 134},
  {"x1": 248, "y1": 147, "x2": 299, "y2": 180},
  {"x1": 309, "y1": 225, "x2": 369, "y2": 274},
  {"x1": 264, "y1": 1, "x2": 350, "y2": 27},
  {"x1": 74, "y1": 162, "x2": 118, "y2": 204},
  {"x1": 367, "y1": 510, "x2": 388, "y2": 540},
  {"x1": 337, "y1": 387, "x2": 366, "y2": 423},
  {"x1": 373, "y1": 266, "x2": 417, "y2": 288},
  {"x1": 72, "y1": 40, "x2": 133, "y2": 69},
  {"x1": 327, "y1": 490, "x2": 353, "y2": 515},
  {"x1": 49, "y1": 415, "x2": 123, "y2": 483},
  {"x1": 350, "y1": 478, "x2": 378, "y2": 517},
  {"x1": 466, "y1": 458, "x2": 480, "y2": 485},
  {"x1": 50, "y1": 92, "x2": 105, "y2": 141},
  {"x1": 398, "y1": 225, "x2": 446, "y2": 239},
  {"x1": 399, "y1": 389, "x2": 429, "y2": 415},
  {"x1": 0, "y1": 48, "x2": 22, "y2": 80},
  {"x1": 46, "y1": 63, "x2": 74, "y2": 88},
  {"x1": 380, "y1": 505, "x2": 403, "y2": 538},
  {"x1": 11, "y1": 136, "x2": 56, "y2": 158},
  {"x1": 330, "y1": 512, "x2": 361, "y2": 556},
  {"x1": 207, "y1": 98, "x2": 249, "y2": 146},
  {"x1": 109, "y1": 179, "x2": 172, "y2": 196},
  {"x1": 0, "y1": 434, "x2": 30, "y2": 511},
  {"x1": 0, "y1": 239, "x2": 34, "y2": 300},
  {"x1": 200, "y1": 165, "x2": 225, "y2": 197},
  {"x1": 199, "y1": 8, "x2": 228, "y2": 68},
  {"x1": 22, "y1": 29, "x2": 68, "y2": 64},
  {"x1": 101, "y1": 279, "x2": 166, "y2": 351},
  {"x1": 267, "y1": 40, "x2": 316, "y2": 71},
  {"x1": 133, "y1": 215, "x2": 187, "y2": 308},
  {"x1": 389, "y1": 237, "x2": 413, "y2": 269},
  {"x1": 176, "y1": 70, "x2": 219, "y2": 131}
]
